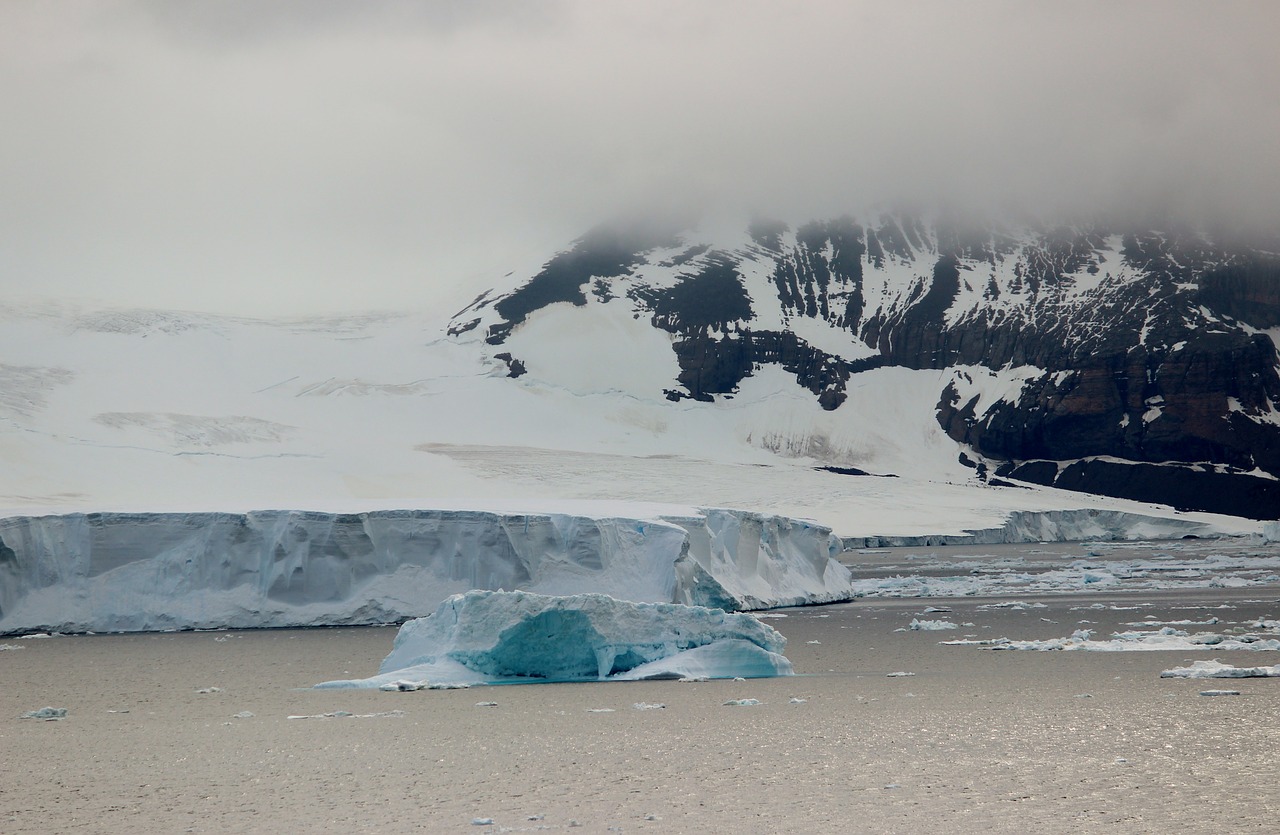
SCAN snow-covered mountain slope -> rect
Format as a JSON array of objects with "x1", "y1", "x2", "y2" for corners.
[
  {"x1": 460, "y1": 215, "x2": 1280, "y2": 520},
  {"x1": 0, "y1": 215, "x2": 1273, "y2": 545},
  {"x1": 0, "y1": 296, "x2": 1263, "y2": 540}
]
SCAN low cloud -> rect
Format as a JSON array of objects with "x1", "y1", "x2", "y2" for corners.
[{"x1": 2, "y1": 1, "x2": 1276, "y2": 314}]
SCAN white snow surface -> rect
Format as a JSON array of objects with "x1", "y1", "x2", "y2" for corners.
[
  {"x1": 0, "y1": 506, "x2": 850, "y2": 635},
  {"x1": 0, "y1": 300, "x2": 1260, "y2": 542},
  {"x1": 315, "y1": 590, "x2": 793, "y2": 688}
]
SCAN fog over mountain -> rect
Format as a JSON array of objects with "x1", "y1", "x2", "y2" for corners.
[{"x1": 2, "y1": 1, "x2": 1277, "y2": 315}]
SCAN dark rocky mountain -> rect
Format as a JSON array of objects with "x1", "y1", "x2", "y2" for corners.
[{"x1": 453, "y1": 215, "x2": 1280, "y2": 520}]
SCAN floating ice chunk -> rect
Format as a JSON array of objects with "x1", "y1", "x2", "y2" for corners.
[
  {"x1": 471, "y1": 818, "x2": 494, "y2": 826},
  {"x1": 20, "y1": 706, "x2": 66, "y2": 720},
  {"x1": 723, "y1": 698, "x2": 761, "y2": 706},
  {"x1": 909, "y1": 619, "x2": 957, "y2": 631},
  {"x1": 317, "y1": 590, "x2": 791, "y2": 689},
  {"x1": 1199, "y1": 690, "x2": 1241, "y2": 697},
  {"x1": 287, "y1": 710, "x2": 405, "y2": 719},
  {"x1": 632, "y1": 702, "x2": 666, "y2": 710},
  {"x1": 195, "y1": 687, "x2": 222, "y2": 694},
  {"x1": 232, "y1": 711, "x2": 254, "y2": 719},
  {"x1": 379, "y1": 680, "x2": 429, "y2": 692},
  {"x1": 886, "y1": 671, "x2": 915, "y2": 677},
  {"x1": 474, "y1": 701, "x2": 498, "y2": 708},
  {"x1": 586, "y1": 708, "x2": 615, "y2": 713},
  {"x1": 0, "y1": 644, "x2": 24, "y2": 651},
  {"x1": 789, "y1": 697, "x2": 807, "y2": 704},
  {"x1": 1160, "y1": 660, "x2": 1280, "y2": 679}
]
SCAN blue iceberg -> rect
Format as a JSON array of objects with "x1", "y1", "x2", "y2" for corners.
[{"x1": 316, "y1": 590, "x2": 793, "y2": 688}]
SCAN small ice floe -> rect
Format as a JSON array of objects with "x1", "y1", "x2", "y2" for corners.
[
  {"x1": 753, "y1": 613, "x2": 788, "y2": 619},
  {"x1": 195, "y1": 687, "x2": 222, "y2": 694},
  {"x1": 18, "y1": 632, "x2": 57, "y2": 639},
  {"x1": 20, "y1": 706, "x2": 67, "y2": 721},
  {"x1": 978, "y1": 601, "x2": 1047, "y2": 611},
  {"x1": 922, "y1": 606, "x2": 952, "y2": 613},
  {"x1": 806, "y1": 640, "x2": 821, "y2": 644},
  {"x1": 106, "y1": 709, "x2": 130, "y2": 714},
  {"x1": 528, "y1": 815, "x2": 545, "y2": 821},
  {"x1": 474, "y1": 701, "x2": 498, "y2": 708},
  {"x1": 644, "y1": 814, "x2": 661, "y2": 821},
  {"x1": 287, "y1": 710, "x2": 405, "y2": 720},
  {"x1": 723, "y1": 698, "x2": 762, "y2": 706},
  {"x1": 0, "y1": 643, "x2": 25, "y2": 651},
  {"x1": 1074, "y1": 693, "x2": 1093, "y2": 699},
  {"x1": 789, "y1": 697, "x2": 807, "y2": 704},
  {"x1": 471, "y1": 817, "x2": 494, "y2": 826},
  {"x1": 586, "y1": 708, "x2": 616, "y2": 713},
  {"x1": 733, "y1": 676, "x2": 746, "y2": 681},
  {"x1": 632, "y1": 702, "x2": 666, "y2": 710},
  {"x1": 1160, "y1": 660, "x2": 1280, "y2": 679},
  {"x1": 1124, "y1": 617, "x2": 1221, "y2": 627},
  {"x1": 1199, "y1": 690, "x2": 1241, "y2": 697},
  {"x1": 909, "y1": 619, "x2": 957, "y2": 631},
  {"x1": 678, "y1": 676, "x2": 709, "y2": 683},
  {"x1": 886, "y1": 671, "x2": 915, "y2": 678},
  {"x1": 379, "y1": 680, "x2": 429, "y2": 692},
  {"x1": 232, "y1": 711, "x2": 254, "y2": 719}
]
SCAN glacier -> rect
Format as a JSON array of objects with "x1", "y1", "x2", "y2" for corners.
[
  {"x1": 315, "y1": 590, "x2": 793, "y2": 688},
  {"x1": 0, "y1": 506, "x2": 850, "y2": 635}
]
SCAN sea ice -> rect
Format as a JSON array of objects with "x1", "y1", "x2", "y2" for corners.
[
  {"x1": 945, "y1": 627, "x2": 1280, "y2": 653},
  {"x1": 316, "y1": 590, "x2": 792, "y2": 688},
  {"x1": 1160, "y1": 660, "x2": 1280, "y2": 679},
  {"x1": 908, "y1": 619, "x2": 958, "y2": 631},
  {"x1": 20, "y1": 706, "x2": 66, "y2": 720}
]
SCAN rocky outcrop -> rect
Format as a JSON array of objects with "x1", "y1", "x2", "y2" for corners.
[{"x1": 456, "y1": 216, "x2": 1280, "y2": 520}]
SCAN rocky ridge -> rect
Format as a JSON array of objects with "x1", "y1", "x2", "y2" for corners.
[{"x1": 455, "y1": 215, "x2": 1280, "y2": 520}]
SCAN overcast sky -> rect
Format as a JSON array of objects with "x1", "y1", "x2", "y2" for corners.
[{"x1": 2, "y1": 1, "x2": 1277, "y2": 315}]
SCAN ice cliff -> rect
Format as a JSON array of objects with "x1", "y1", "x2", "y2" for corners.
[
  {"x1": 0, "y1": 507, "x2": 850, "y2": 635},
  {"x1": 317, "y1": 589, "x2": 793, "y2": 688}
]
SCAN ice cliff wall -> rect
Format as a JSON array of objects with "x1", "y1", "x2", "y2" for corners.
[{"x1": 0, "y1": 507, "x2": 849, "y2": 635}]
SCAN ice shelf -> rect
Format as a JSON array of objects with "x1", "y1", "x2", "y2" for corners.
[{"x1": 0, "y1": 506, "x2": 850, "y2": 635}]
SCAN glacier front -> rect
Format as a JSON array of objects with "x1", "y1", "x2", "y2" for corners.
[
  {"x1": 0, "y1": 506, "x2": 850, "y2": 635},
  {"x1": 315, "y1": 589, "x2": 794, "y2": 688}
]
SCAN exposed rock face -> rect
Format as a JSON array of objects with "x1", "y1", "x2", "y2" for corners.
[{"x1": 459, "y1": 217, "x2": 1280, "y2": 520}]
